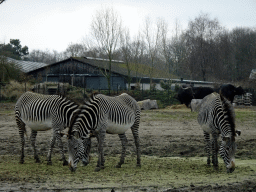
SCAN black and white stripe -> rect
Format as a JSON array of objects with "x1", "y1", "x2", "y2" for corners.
[
  {"x1": 68, "y1": 93, "x2": 141, "y2": 172},
  {"x1": 15, "y1": 91, "x2": 80, "y2": 165},
  {"x1": 197, "y1": 92, "x2": 240, "y2": 173}
]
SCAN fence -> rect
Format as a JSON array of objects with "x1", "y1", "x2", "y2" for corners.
[
  {"x1": 1, "y1": 82, "x2": 256, "y2": 108},
  {"x1": 0, "y1": 82, "x2": 179, "y2": 108}
]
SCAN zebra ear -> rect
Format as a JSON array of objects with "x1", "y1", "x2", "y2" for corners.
[{"x1": 236, "y1": 130, "x2": 241, "y2": 136}]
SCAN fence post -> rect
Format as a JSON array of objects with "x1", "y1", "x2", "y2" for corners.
[
  {"x1": 141, "y1": 83, "x2": 143, "y2": 100},
  {"x1": 83, "y1": 76, "x2": 85, "y2": 98}
]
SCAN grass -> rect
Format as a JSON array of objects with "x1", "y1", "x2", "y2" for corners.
[
  {"x1": 141, "y1": 106, "x2": 256, "y2": 123},
  {"x1": 142, "y1": 107, "x2": 197, "y2": 121},
  {"x1": 0, "y1": 155, "x2": 255, "y2": 189},
  {"x1": 235, "y1": 108, "x2": 256, "y2": 123},
  {"x1": 0, "y1": 110, "x2": 14, "y2": 115}
]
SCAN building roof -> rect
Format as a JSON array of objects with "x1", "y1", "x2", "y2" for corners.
[
  {"x1": 28, "y1": 56, "x2": 145, "y2": 77},
  {"x1": 73, "y1": 57, "x2": 144, "y2": 77},
  {"x1": 6, "y1": 57, "x2": 48, "y2": 73}
]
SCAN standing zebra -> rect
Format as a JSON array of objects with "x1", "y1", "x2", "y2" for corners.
[
  {"x1": 197, "y1": 92, "x2": 241, "y2": 173},
  {"x1": 67, "y1": 93, "x2": 141, "y2": 172},
  {"x1": 15, "y1": 91, "x2": 80, "y2": 165}
]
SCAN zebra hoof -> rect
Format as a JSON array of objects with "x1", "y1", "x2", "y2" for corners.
[
  {"x1": 213, "y1": 165, "x2": 219, "y2": 171},
  {"x1": 63, "y1": 160, "x2": 68, "y2": 166},
  {"x1": 35, "y1": 159, "x2": 41, "y2": 163},
  {"x1": 94, "y1": 167, "x2": 101, "y2": 172},
  {"x1": 136, "y1": 164, "x2": 141, "y2": 168},
  {"x1": 47, "y1": 161, "x2": 52, "y2": 165},
  {"x1": 94, "y1": 166, "x2": 104, "y2": 172},
  {"x1": 116, "y1": 164, "x2": 122, "y2": 168},
  {"x1": 19, "y1": 160, "x2": 24, "y2": 164}
]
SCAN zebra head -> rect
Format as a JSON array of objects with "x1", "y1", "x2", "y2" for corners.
[
  {"x1": 67, "y1": 131, "x2": 91, "y2": 172},
  {"x1": 219, "y1": 135, "x2": 237, "y2": 173}
]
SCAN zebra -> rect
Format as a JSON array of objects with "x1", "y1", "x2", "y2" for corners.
[
  {"x1": 197, "y1": 92, "x2": 241, "y2": 173},
  {"x1": 15, "y1": 91, "x2": 80, "y2": 165},
  {"x1": 67, "y1": 93, "x2": 141, "y2": 172}
]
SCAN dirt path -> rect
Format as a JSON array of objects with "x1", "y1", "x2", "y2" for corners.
[{"x1": 0, "y1": 103, "x2": 256, "y2": 191}]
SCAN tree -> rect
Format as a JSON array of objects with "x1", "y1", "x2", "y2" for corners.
[
  {"x1": 184, "y1": 13, "x2": 222, "y2": 81},
  {"x1": 229, "y1": 28, "x2": 256, "y2": 81},
  {"x1": 120, "y1": 28, "x2": 133, "y2": 90},
  {"x1": 64, "y1": 43, "x2": 86, "y2": 58},
  {"x1": 143, "y1": 17, "x2": 161, "y2": 89},
  {"x1": 27, "y1": 49, "x2": 63, "y2": 64},
  {"x1": 0, "y1": 39, "x2": 29, "y2": 60},
  {"x1": 0, "y1": 56, "x2": 21, "y2": 83},
  {"x1": 91, "y1": 6, "x2": 122, "y2": 91},
  {"x1": 130, "y1": 33, "x2": 146, "y2": 84}
]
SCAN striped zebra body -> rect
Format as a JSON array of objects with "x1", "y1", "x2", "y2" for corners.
[
  {"x1": 197, "y1": 92, "x2": 240, "y2": 173},
  {"x1": 15, "y1": 91, "x2": 79, "y2": 165},
  {"x1": 67, "y1": 93, "x2": 141, "y2": 172}
]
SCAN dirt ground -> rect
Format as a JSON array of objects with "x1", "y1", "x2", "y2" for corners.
[{"x1": 0, "y1": 103, "x2": 256, "y2": 191}]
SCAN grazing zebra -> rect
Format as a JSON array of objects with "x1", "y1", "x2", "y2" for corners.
[
  {"x1": 15, "y1": 91, "x2": 80, "y2": 165},
  {"x1": 67, "y1": 93, "x2": 141, "y2": 172},
  {"x1": 197, "y1": 92, "x2": 241, "y2": 173}
]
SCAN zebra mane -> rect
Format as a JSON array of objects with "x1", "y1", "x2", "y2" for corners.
[
  {"x1": 68, "y1": 93, "x2": 101, "y2": 137},
  {"x1": 220, "y1": 94, "x2": 236, "y2": 137},
  {"x1": 67, "y1": 97, "x2": 94, "y2": 136},
  {"x1": 67, "y1": 105, "x2": 83, "y2": 136}
]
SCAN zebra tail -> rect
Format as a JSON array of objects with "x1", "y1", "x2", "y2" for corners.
[{"x1": 15, "y1": 110, "x2": 28, "y2": 137}]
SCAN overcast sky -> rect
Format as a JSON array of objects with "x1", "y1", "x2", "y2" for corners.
[{"x1": 1, "y1": 0, "x2": 255, "y2": 52}]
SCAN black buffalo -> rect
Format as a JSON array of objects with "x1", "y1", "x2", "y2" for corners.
[
  {"x1": 176, "y1": 85, "x2": 194, "y2": 107},
  {"x1": 176, "y1": 85, "x2": 214, "y2": 107},
  {"x1": 176, "y1": 84, "x2": 245, "y2": 107},
  {"x1": 219, "y1": 84, "x2": 245, "y2": 103},
  {"x1": 192, "y1": 87, "x2": 215, "y2": 99}
]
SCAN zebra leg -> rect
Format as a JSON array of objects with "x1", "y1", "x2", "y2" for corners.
[
  {"x1": 131, "y1": 124, "x2": 141, "y2": 167},
  {"x1": 212, "y1": 134, "x2": 219, "y2": 168},
  {"x1": 203, "y1": 131, "x2": 211, "y2": 165},
  {"x1": 95, "y1": 131, "x2": 106, "y2": 172},
  {"x1": 116, "y1": 133, "x2": 128, "y2": 168},
  {"x1": 30, "y1": 130, "x2": 40, "y2": 163},
  {"x1": 47, "y1": 135, "x2": 56, "y2": 165},
  {"x1": 55, "y1": 131, "x2": 68, "y2": 166},
  {"x1": 17, "y1": 118, "x2": 25, "y2": 164}
]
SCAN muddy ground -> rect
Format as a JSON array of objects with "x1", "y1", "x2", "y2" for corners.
[{"x1": 0, "y1": 103, "x2": 256, "y2": 191}]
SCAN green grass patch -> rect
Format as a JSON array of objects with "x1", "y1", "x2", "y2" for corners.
[
  {"x1": 235, "y1": 109, "x2": 256, "y2": 123},
  {"x1": 142, "y1": 109, "x2": 198, "y2": 121},
  {"x1": 142, "y1": 107, "x2": 256, "y2": 123},
  {"x1": 1, "y1": 155, "x2": 255, "y2": 189}
]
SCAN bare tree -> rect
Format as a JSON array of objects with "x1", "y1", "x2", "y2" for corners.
[
  {"x1": 28, "y1": 49, "x2": 63, "y2": 64},
  {"x1": 64, "y1": 43, "x2": 86, "y2": 58},
  {"x1": 91, "y1": 6, "x2": 122, "y2": 90},
  {"x1": 184, "y1": 13, "x2": 222, "y2": 81},
  {"x1": 120, "y1": 27, "x2": 133, "y2": 90},
  {"x1": 158, "y1": 18, "x2": 173, "y2": 76},
  {"x1": 129, "y1": 33, "x2": 147, "y2": 86},
  {"x1": 143, "y1": 17, "x2": 161, "y2": 89}
]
